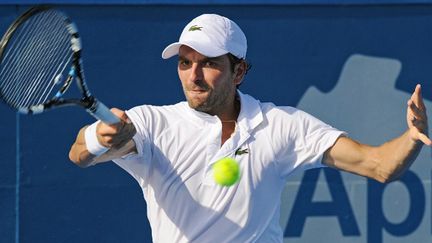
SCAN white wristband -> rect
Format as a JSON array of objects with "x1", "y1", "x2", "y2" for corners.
[{"x1": 84, "y1": 121, "x2": 109, "y2": 156}]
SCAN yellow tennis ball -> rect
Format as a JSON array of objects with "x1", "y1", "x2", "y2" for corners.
[{"x1": 212, "y1": 157, "x2": 240, "y2": 186}]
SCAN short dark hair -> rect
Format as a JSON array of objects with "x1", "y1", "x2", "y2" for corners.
[{"x1": 227, "y1": 53, "x2": 251, "y2": 75}]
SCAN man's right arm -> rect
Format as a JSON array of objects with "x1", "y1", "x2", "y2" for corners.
[{"x1": 69, "y1": 108, "x2": 137, "y2": 168}]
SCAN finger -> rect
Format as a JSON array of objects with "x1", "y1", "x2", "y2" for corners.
[
  {"x1": 407, "y1": 99, "x2": 426, "y2": 121},
  {"x1": 410, "y1": 84, "x2": 419, "y2": 101},
  {"x1": 110, "y1": 123, "x2": 137, "y2": 147},
  {"x1": 110, "y1": 108, "x2": 130, "y2": 123},
  {"x1": 95, "y1": 122, "x2": 114, "y2": 147},
  {"x1": 407, "y1": 100, "x2": 421, "y2": 123},
  {"x1": 418, "y1": 132, "x2": 432, "y2": 146},
  {"x1": 411, "y1": 84, "x2": 426, "y2": 110},
  {"x1": 97, "y1": 120, "x2": 120, "y2": 135}
]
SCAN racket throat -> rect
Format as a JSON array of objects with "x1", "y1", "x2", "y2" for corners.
[{"x1": 80, "y1": 96, "x2": 94, "y2": 109}]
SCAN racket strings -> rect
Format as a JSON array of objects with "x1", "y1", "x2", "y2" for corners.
[
  {"x1": 1, "y1": 13, "x2": 50, "y2": 98},
  {"x1": 20, "y1": 14, "x2": 71, "y2": 107},
  {"x1": 0, "y1": 10, "x2": 73, "y2": 109},
  {"x1": 0, "y1": 16, "x2": 42, "y2": 94},
  {"x1": 3, "y1": 15, "x2": 54, "y2": 107},
  {"x1": 0, "y1": 12, "x2": 53, "y2": 106},
  {"x1": 15, "y1": 12, "x2": 71, "y2": 108}
]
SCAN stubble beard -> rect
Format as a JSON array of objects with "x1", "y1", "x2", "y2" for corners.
[{"x1": 185, "y1": 85, "x2": 234, "y2": 115}]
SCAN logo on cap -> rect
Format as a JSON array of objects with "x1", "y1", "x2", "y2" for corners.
[{"x1": 188, "y1": 25, "x2": 203, "y2": 31}]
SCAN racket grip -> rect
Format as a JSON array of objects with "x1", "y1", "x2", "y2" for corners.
[{"x1": 87, "y1": 100, "x2": 121, "y2": 125}]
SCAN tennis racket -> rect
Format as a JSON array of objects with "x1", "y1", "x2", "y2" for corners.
[{"x1": 0, "y1": 6, "x2": 120, "y2": 124}]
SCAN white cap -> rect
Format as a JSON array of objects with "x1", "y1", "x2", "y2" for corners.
[{"x1": 162, "y1": 14, "x2": 247, "y2": 59}]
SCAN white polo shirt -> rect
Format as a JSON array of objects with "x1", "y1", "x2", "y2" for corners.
[{"x1": 113, "y1": 91, "x2": 345, "y2": 243}]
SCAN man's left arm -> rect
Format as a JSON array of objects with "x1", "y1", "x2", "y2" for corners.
[{"x1": 323, "y1": 84, "x2": 431, "y2": 183}]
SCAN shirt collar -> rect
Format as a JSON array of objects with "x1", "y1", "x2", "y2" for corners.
[{"x1": 236, "y1": 90, "x2": 263, "y2": 133}]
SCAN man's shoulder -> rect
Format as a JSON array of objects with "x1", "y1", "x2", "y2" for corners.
[
  {"x1": 125, "y1": 102, "x2": 190, "y2": 127},
  {"x1": 129, "y1": 101, "x2": 188, "y2": 114},
  {"x1": 259, "y1": 102, "x2": 301, "y2": 117},
  {"x1": 240, "y1": 92, "x2": 297, "y2": 115},
  {"x1": 257, "y1": 102, "x2": 323, "y2": 130},
  {"x1": 239, "y1": 92, "x2": 307, "y2": 123}
]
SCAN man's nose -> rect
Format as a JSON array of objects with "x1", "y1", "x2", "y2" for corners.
[{"x1": 188, "y1": 63, "x2": 204, "y2": 83}]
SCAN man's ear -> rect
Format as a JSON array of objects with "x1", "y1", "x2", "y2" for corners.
[{"x1": 233, "y1": 61, "x2": 247, "y2": 86}]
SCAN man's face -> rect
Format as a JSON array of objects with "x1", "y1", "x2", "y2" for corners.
[{"x1": 177, "y1": 45, "x2": 240, "y2": 115}]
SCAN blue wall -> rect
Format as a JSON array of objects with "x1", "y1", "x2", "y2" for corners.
[{"x1": 1, "y1": 3, "x2": 432, "y2": 243}]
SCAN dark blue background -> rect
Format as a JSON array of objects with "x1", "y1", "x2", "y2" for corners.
[{"x1": 1, "y1": 2, "x2": 432, "y2": 243}]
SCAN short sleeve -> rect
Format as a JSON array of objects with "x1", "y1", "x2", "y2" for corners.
[
  {"x1": 273, "y1": 108, "x2": 346, "y2": 178},
  {"x1": 112, "y1": 106, "x2": 153, "y2": 186}
]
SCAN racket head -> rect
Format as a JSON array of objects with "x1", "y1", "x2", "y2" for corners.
[{"x1": 0, "y1": 6, "x2": 82, "y2": 114}]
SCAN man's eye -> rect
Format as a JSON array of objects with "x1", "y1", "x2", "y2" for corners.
[
  {"x1": 204, "y1": 61, "x2": 216, "y2": 67},
  {"x1": 178, "y1": 61, "x2": 190, "y2": 68}
]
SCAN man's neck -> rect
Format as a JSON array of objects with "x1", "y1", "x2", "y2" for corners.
[
  {"x1": 219, "y1": 95, "x2": 241, "y2": 146},
  {"x1": 218, "y1": 93, "x2": 241, "y2": 122}
]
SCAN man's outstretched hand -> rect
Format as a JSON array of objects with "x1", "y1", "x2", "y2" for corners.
[{"x1": 407, "y1": 84, "x2": 431, "y2": 146}]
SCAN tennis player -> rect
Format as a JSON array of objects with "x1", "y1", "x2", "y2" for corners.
[{"x1": 69, "y1": 14, "x2": 430, "y2": 242}]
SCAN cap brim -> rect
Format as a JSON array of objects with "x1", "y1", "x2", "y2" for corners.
[
  {"x1": 161, "y1": 42, "x2": 182, "y2": 59},
  {"x1": 161, "y1": 41, "x2": 228, "y2": 59}
]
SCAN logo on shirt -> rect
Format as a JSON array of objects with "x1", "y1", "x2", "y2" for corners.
[{"x1": 235, "y1": 148, "x2": 249, "y2": 156}]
